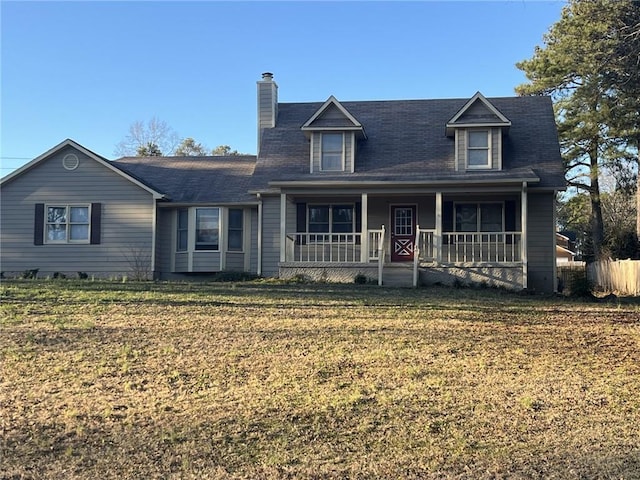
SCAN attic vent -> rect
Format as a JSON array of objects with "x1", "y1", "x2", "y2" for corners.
[{"x1": 62, "y1": 153, "x2": 79, "y2": 170}]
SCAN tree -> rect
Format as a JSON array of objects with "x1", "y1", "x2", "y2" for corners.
[
  {"x1": 212, "y1": 145, "x2": 240, "y2": 156},
  {"x1": 175, "y1": 137, "x2": 209, "y2": 156},
  {"x1": 136, "y1": 142, "x2": 162, "y2": 157},
  {"x1": 115, "y1": 117, "x2": 180, "y2": 157},
  {"x1": 516, "y1": 0, "x2": 640, "y2": 260}
]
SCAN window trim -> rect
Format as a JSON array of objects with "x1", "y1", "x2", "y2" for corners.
[
  {"x1": 465, "y1": 129, "x2": 492, "y2": 170},
  {"x1": 227, "y1": 208, "x2": 244, "y2": 252},
  {"x1": 44, "y1": 204, "x2": 91, "y2": 244},
  {"x1": 195, "y1": 207, "x2": 220, "y2": 251},
  {"x1": 176, "y1": 208, "x2": 189, "y2": 252},
  {"x1": 320, "y1": 132, "x2": 345, "y2": 172},
  {"x1": 453, "y1": 201, "x2": 505, "y2": 233},
  {"x1": 306, "y1": 203, "x2": 355, "y2": 234}
]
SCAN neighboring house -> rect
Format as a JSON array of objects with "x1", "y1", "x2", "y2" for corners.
[
  {"x1": 556, "y1": 232, "x2": 576, "y2": 263},
  {"x1": 0, "y1": 73, "x2": 565, "y2": 292}
]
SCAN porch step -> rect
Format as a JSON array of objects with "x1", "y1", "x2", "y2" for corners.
[{"x1": 382, "y1": 264, "x2": 415, "y2": 288}]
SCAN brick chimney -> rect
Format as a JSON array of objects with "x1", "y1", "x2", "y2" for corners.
[{"x1": 257, "y1": 72, "x2": 278, "y2": 155}]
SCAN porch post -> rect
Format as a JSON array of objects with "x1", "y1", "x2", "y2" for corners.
[
  {"x1": 521, "y1": 182, "x2": 528, "y2": 289},
  {"x1": 280, "y1": 193, "x2": 287, "y2": 262},
  {"x1": 435, "y1": 192, "x2": 442, "y2": 263},
  {"x1": 360, "y1": 193, "x2": 368, "y2": 263}
]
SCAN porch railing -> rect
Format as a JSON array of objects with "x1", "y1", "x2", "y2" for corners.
[
  {"x1": 439, "y1": 232, "x2": 522, "y2": 263},
  {"x1": 285, "y1": 228, "x2": 386, "y2": 263}
]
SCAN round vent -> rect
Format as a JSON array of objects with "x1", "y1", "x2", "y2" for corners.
[{"x1": 62, "y1": 153, "x2": 79, "y2": 170}]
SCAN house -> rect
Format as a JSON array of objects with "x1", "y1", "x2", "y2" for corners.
[
  {"x1": 0, "y1": 73, "x2": 565, "y2": 292},
  {"x1": 556, "y1": 232, "x2": 577, "y2": 263}
]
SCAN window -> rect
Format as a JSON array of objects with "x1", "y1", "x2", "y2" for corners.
[
  {"x1": 455, "y1": 203, "x2": 503, "y2": 232},
  {"x1": 45, "y1": 205, "x2": 90, "y2": 243},
  {"x1": 308, "y1": 205, "x2": 354, "y2": 233},
  {"x1": 195, "y1": 208, "x2": 219, "y2": 250},
  {"x1": 467, "y1": 130, "x2": 490, "y2": 168},
  {"x1": 321, "y1": 133, "x2": 344, "y2": 171},
  {"x1": 176, "y1": 208, "x2": 188, "y2": 252},
  {"x1": 227, "y1": 209, "x2": 243, "y2": 251}
]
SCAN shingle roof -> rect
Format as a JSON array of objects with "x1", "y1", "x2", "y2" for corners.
[
  {"x1": 253, "y1": 95, "x2": 564, "y2": 190},
  {"x1": 112, "y1": 155, "x2": 257, "y2": 203}
]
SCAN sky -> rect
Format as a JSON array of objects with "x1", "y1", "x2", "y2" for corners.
[{"x1": 1, "y1": 0, "x2": 567, "y2": 176}]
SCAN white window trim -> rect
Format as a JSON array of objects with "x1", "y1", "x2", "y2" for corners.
[
  {"x1": 306, "y1": 203, "x2": 356, "y2": 236},
  {"x1": 453, "y1": 201, "x2": 505, "y2": 233},
  {"x1": 194, "y1": 207, "x2": 221, "y2": 252},
  {"x1": 319, "y1": 132, "x2": 345, "y2": 172},
  {"x1": 465, "y1": 129, "x2": 492, "y2": 170},
  {"x1": 227, "y1": 208, "x2": 245, "y2": 253},
  {"x1": 44, "y1": 204, "x2": 91, "y2": 244}
]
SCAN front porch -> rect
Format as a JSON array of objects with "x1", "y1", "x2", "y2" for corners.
[{"x1": 280, "y1": 227, "x2": 525, "y2": 288}]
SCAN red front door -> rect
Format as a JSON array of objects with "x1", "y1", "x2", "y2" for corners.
[{"x1": 391, "y1": 206, "x2": 416, "y2": 262}]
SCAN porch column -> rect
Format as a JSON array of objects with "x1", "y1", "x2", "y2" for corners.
[
  {"x1": 360, "y1": 193, "x2": 368, "y2": 263},
  {"x1": 435, "y1": 192, "x2": 442, "y2": 263},
  {"x1": 521, "y1": 182, "x2": 528, "y2": 289},
  {"x1": 280, "y1": 193, "x2": 287, "y2": 262}
]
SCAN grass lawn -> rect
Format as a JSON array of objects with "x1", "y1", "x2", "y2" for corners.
[{"x1": 1, "y1": 280, "x2": 639, "y2": 479}]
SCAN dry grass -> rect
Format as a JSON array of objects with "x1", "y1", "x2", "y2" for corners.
[{"x1": 1, "y1": 280, "x2": 640, "y2": 479}]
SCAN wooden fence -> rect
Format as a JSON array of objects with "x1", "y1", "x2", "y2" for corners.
[{"x1": 558, "y1": 260, "x2": 640, "y2": 296}]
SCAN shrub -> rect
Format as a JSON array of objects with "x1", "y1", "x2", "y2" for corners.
[
  {"x1": 22, "y1": 269, "x2": 39, "y2": 279},
  {"x1": 354, "y1": 273, "x2": 369, "y2": 284}
]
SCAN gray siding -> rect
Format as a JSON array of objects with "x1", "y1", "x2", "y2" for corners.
[
  {"x1": 192, "y1": 252, "x2": 221, "y2": 272},
  {"x1": 156, "y1": 208, "x2": 173, "y2": 275},
  {"x1": 225, "y1": 252, "x2": 245, "y2": 271},
  {"x1": 527, "y1": 192, "x2": 556, "y2": 293},
  {"x1": 261, "y1": 195, "x2": 281, "y2": 277},
  {"x1": 249, "y1": 208, "x2": 259, "y2": 274},
  {"x1": 0, "y1": 146, "x2": 155, "y2": 278}
]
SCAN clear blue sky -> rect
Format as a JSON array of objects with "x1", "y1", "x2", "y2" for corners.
[{"x1": 1, "y1": 0, "x2": 566, "y2": 175}]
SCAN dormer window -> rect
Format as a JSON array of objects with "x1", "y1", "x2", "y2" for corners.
[
  {"x1": 301, "y1": 96, "x2": 366, "y2": 174},
  {"x1": 467, "y1": 130, "x2": 491, "y2": 168},
  {"x1": 321, "y1": 133, "x2": 344, "y2": 171}
]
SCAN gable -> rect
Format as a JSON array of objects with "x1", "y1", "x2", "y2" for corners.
[
  {"x1": 301, "y1": 96, "x2": 366, "y2": 138},
  {"x1": 446, "y1": 92, "x2": 511, "y2": 136},
  {"x1": 1, "y1": 139, "x2": 164, "y2": 199}
]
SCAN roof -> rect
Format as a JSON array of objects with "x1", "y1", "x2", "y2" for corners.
[
  {"x1": 253, "y1": 95, "x2": 564, "y2": 191},
  {"x1": 112, "y1": 155, "x2": 257, "y2": 204}
]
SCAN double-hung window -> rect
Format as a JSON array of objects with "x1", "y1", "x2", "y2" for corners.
[
  {"x1": 455, "y1": 203, "x2": 503, "y2": 232},
  {"x1": 321, "y1": 133, "x2": 344, "y2": 171},
  {"x1": 467, "y1": 130, "x2": 490, "y2": 168},
  {"x1": 176, "y1": 208, "x2": 189, "y2": 252},
  {"x1": 308, "y1": 205, "x2": 354, "y2": 241},
  {"x1": 227, "y1": 209, "x2": 243, "y2": 251},
  {"x1": 45, "y1": 205, "x2": 90, "y2": 243}
]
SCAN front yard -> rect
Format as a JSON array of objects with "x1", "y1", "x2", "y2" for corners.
[{"x1": 1, "y1": 281, "x2": 639, "y2": 479}]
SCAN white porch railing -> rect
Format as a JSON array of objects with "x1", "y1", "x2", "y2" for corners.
[
  {"x1": 285, "y1": 228, "x2": 386, "y2": 263},
  {"x1": 438, "y1": 232, "x2": 522, "y2": 263}
]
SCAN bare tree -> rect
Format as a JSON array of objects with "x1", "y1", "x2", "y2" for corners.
[{"x1": 115, "y1": 117, "x2": 180, "y2": 157}]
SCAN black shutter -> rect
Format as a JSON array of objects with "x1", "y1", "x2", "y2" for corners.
[
  {"x1": 505, "y1": 200, "x2": 516, "y2": 244},
  {"x1": 443, "y1": 201, "x2": 453, "y2": 244},
  {"x1": 90, "y1": 203, "x2": 101, "y2": 245},
  {"x1": 34, "y1": 203, "x2": 44, "y2": 245},
  {"x1": 296, "y1": 202, "x2": 306, "y2": 245},
  {"x1": 355, "y1": 202, "x2": 362, "y2": 244}
]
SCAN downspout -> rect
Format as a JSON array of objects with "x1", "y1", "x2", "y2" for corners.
[
  {"x1": 521, "y1": 182, "x2": 528, "y2": 290},
  {"x1": 151, "y1": 199, "x2": 157, "y2": 279},
  {"x1": 257, "y1": 193, "x2": 263, "y2": 277},
  {"x1": 552, "y1": 189, "x2": 558, "y2": 293}
]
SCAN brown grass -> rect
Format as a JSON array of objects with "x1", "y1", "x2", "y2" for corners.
[{"x1": 1, "y1": 280, "x2": 639, "y2": 479}]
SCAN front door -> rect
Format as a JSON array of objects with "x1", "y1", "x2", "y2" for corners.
[{"x1": 391, "y1": 205, "x2": 416, "y2": 262}]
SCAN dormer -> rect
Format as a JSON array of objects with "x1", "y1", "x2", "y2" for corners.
[
  {"x1": 446, "y1": 92, "x2": 511, "y2": 171},
  {"x1": 301, "y1": 96, "x2": 366, "y2": 173}
]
